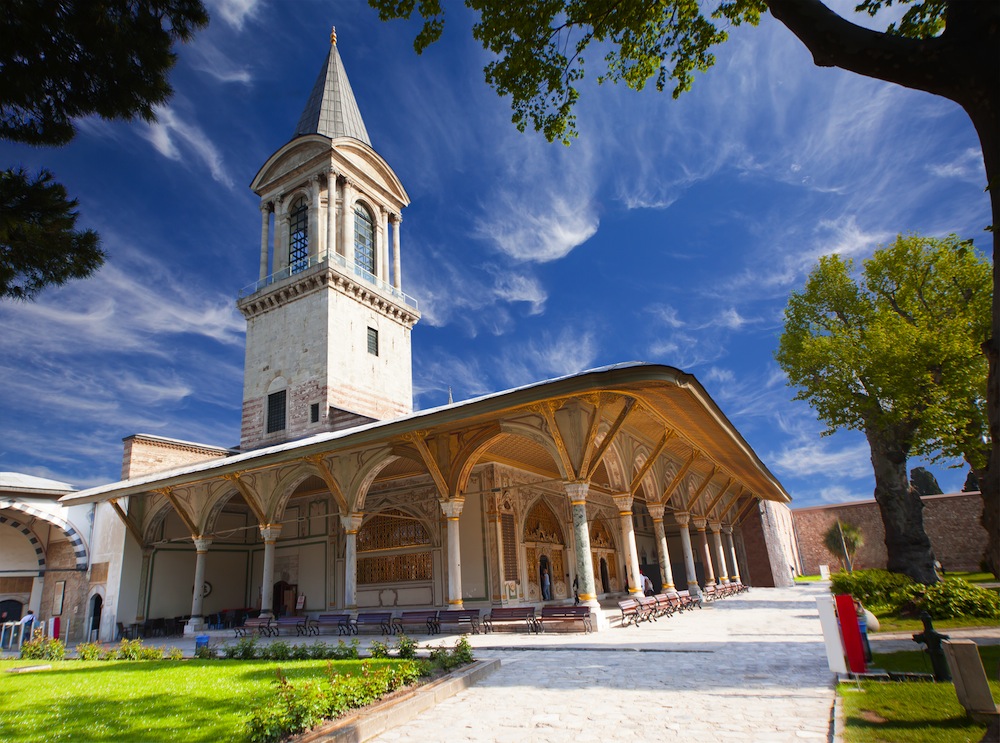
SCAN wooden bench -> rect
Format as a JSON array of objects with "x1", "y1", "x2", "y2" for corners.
[
  {"x1": 234, "y1": 616, "x2": 273, "y2": 637},
  {"x1": 436, "y1": 609, "x2": 481, "y2": 635},
  {"x1": 312, "y1": 613, "x2": 353, "y2": 636},
  {"x1": 392, "y1": 610, "x2": 439, "y2": 635},
  {"x1": 618, "y1": 598, "x2": 642, "y2": 626},
  {"x1": 272, "y1": 616, "x2": 309, "y2": 636},
  {"x1": 349, "y1": 612, "x2": 394, "y2": 635},
  {"x1": 652, "y1": 594, "x2": 676, "y2": 618},
  {"x1": 678, "y1": 590, "x2": 701, "y2": 609},
  {"x1": 637, "y1": 596, "x2": 659, "y2": 620},
  {"x1": 538, "y1": 605, "x2": 592, "y2": 633},
  {"x1": 483, "y1": 606, "x2": 537, "y2": 633}
]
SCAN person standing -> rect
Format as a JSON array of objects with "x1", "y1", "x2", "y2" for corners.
[{"x1": 541, "y1": 568, "x2": 551, "y2": 601}]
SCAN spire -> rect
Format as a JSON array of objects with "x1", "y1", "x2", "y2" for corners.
[{"x1": 294, "y1": 27, "x2": 372, "y2": 145}]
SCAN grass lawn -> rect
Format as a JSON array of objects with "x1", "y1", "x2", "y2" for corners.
[
  {"x1": 840, "y1": 646, "x2": 1000, "y2": 743},
  {"x1": 873, "y1": 615, "x2": 1000, "y2": 634},
  {"x1": 943, "y1": 572, "x2": 996, "y2": 585},
  {"x1": 0, "y1": 658, "x2": 407, "y2": 743}
]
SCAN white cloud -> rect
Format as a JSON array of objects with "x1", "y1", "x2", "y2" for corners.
[
  {"x1": 206, "y1": 0, "x2": 262, "y2": 30},
  {"x1": 927, "y1": 147, "x2": 985, "y2": 182},
  {"x1": 188, "y1": 40, "x2": 253, "y2": 84},
  {"x1": 772, "y1": 439, "x2": 872, "y2": 480},
  {"x1": 141, "y1": 105, "x2": 234, "y2": 188},
  {"x1": 497, "y1": 328, "x2": 599, "y2": 388}
]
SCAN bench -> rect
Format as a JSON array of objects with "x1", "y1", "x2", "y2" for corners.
[
  {"x1": 678, "y1": 590, "x2": 701, "y2": 609},
  {"x1": 538, "y1": 605, "x2": 592, "y2": 633},
  {"x1": 618, "y1": 598, "x2": 643, "y2": 626},
  {"x1": 436, "y1": 609, "x2": 481, "y2": 635},
  {"x1": 483, "y1": 606, "x2": 537, "y2": 633},
  {"x1": 652, "y1": 594, "x2": 676, "y2": 618},
  {"x1": 234, "y1": 616, "x2": 273, "y2": 637},
  {"x1": 392, "y1": 610, "x2": 439, "y2": 635},
  {"x1": 349, "y1": 612, "x2": 394, "y2": 635},
  {"x1": 637, "y1": 596, "x2": 659, "y2": 620},
  {"x1": 272, "y1": 616, "x2": 309, "y2": 636},
  {"x1": 312, "y1": 613, "x2": 353, "y2": 636}
]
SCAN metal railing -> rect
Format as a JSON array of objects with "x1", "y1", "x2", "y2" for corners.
[{"x1": 238, "y1": 252, "x2": 418, "y2": 311}]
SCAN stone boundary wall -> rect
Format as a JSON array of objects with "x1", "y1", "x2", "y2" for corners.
[{"x1": 793, "y1": 491, "x2": 986, "y2": 575}]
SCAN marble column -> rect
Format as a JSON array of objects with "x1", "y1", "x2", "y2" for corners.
[
  {"x1": 341, "y1": 514, "x2": 363, "y2": 609},
  {"x1": 612, "y1": 493, "x2": 643, "y2": 597},
  {"x1": 135, "y1": 547, "x2": 153, "y2": 622},
  {"x1": 565, "y1": 482, "x2": 599, "y2": 609},
  {"x1": 675, "y1": 511, "x2": 701, "y2": 598},
  {"x1": 341, "y1": 180, "x2": 354, "y2": 260},
  {"x1": 186, "y1": 537, "x2": 212, "y2": 633},
  {"x1": 723, "y1": 525, "x2": 741, "y2": 582},
  {"x1": 693, "y1": 517, "x2": 716, "y2": 587},
  {"x1": 441, "y1": 500, "x2": 465, "y2": 607},
  {"x1": 326, "y1": 171, "x2": 338, "y2": 260},
  {"x1": 258, "y1": 524, "x2": 282, "y2": 618},
  {"x1": 647, "y1": 504, "x2": 676, "y2": 594},
  {"x1": 259, "y1": 204, "x2": 270, "y2": 281},
  {"x1": 308, "y1": 176, "x2": 321, "y2": 262},
  {"x1": 710, "y1": 522, "x2": 730, "y2": 583},
  {"x1": 379, "y1": 206, "x2": 390, "y2": 284},
  {"x1": 391, "y1": 214, "x2": 402, "y2": 289}
]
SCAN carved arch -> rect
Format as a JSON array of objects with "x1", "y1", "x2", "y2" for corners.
[{"x1": 0, "y1": 499, "x2": 87, "y2": 569}]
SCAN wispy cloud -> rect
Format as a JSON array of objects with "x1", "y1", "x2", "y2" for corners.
[
  {"x1": 771, "y1": 438, "x2": 872, "y2": 480},
  {"x1": 205, "y1": 0, "x2": 262, "y2": 30},
  {"x1": 188, "y1": 39, "x2": 253, "y2": 84},
  {"x1": 141, "y1": 104, "x2": 234, "y2": 188}
]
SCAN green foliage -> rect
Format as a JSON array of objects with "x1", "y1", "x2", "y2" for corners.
[
  {"x1": 246, "y1": 660, "x2": 423, "y2": 743},
  {"x1": 222, "y1": 635, "x2": 260, "y2": 660},
  {"x1": 166, "y1": 646, "x2": 184, "y2": 661},
  {"x1": 18, "y1": 629, "x2": 65, "y2": 660},
  {"x1": 395, "y1": 633, "x2": 418, "y2": 659},
  {"x1": 427, "y1": 636, "x2": 476, "y2": 671},
  {"x1": 823, "y1": 521, "x2": 864, "y2": 569},
  {"x1": 368, "y1": 639, "x2": 390, "y2": 658},
  {"x1": 75, "y1": 641, "x2": 103, "y2": 661},
  {"x1": 264, "y1": 640, "x2": 292, "y2": 661},
  {"x1": 194, "y1": 644, "x2": 217, "y2": 660},
  {"x1": 830, "y1": 569, "x2": 915, "y2": 612},
  {"x1": 776, "y1": 234, "x2": 991, "y2": 466},
  {"x1": 0, "y1": 0, "x2": 209, "y2": 145},
  {"x1": 370, "y1": 1, "x2": 953, "y2": 144},
  {"x1": 0, "y1": 168, "x2": 104, "y2": 300},
  {"x1": 899, "y1": 578, "x2": 1000, "y2": 619},
  {"x1": 331, "y1": 639, "x2": 360, "y2": 660}
]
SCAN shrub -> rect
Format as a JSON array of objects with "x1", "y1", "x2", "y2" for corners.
[
  {"x1": 266, "y1": 640, "x2": 292, "y2": 661},
  {"x1": 308, "y1": 641, "x2": 330, "y2": 660},
  {"x1": 194, "y1": 644, "x2": 218, "y2": 660},
  {"x1": 427, "y1": 636, "x2": 475, "y2": 672},
  {"x1": 19, "y1": 629, "x2": 66, "y2": 661},
  {"x1": 395, "y1": 633, "x2": 417, "y2": 659},
  {"x1": 368, "y1": 640, "x2": 390, "y2": 659},
  {"x1": 166, "y1": 646, "x2": 184, "y2": 660},
  {"x1": 330, "y1": 639, "x2": 359, "y2": 660},
  {"x1": 291, "y1": 643, "x2": 312, "y2": 660},
  {"x1": 899, "y1": 578, "x2": 1000, "y2": 619},
  {"x1": 247, "y1": 660, "x2": 422, "y2": 743},
  {"x1": 76, "y1": 641, "x2": 103, "y2": 661},
  {"x1": 223, "y1": 635, "x2": 260, "y2": 660},
  {"x1": 829, "y1": 569, "x2": 913, "y2": 612}
]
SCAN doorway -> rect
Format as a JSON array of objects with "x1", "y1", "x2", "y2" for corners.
[
  {"x1": 538, "y1": 555, "x2": 551, "y2": 601},
  {"x1": 599, "y1": 557, "x2": 610, "y2": 594},
  {"x1": 89, "y1": 594, "x2": 103, "y2": 641},
  {"x1": 273, "y1": 581, "x2": 297, "y2": 617}
]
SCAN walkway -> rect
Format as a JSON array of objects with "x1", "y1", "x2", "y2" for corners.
[{"x1": 374, "y1": 582, "x2": 834, "y2": 743}]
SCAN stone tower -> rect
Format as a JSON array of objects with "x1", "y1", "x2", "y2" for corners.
[{"x1": 237, "y1": 30, "x2": 420, "y2": 450}]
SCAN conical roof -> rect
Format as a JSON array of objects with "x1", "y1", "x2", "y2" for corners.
[{"x1": 294, "y1": 30, "x2": 371, "y2": 145}]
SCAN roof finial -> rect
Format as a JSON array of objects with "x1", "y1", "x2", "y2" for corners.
[{"x1": 330, "y1": 26, "x2": 337, "y2": 46}]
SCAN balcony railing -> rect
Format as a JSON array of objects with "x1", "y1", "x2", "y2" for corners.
[{"x1": 238, "y1": 252, "x2": 418, "y2": 311}]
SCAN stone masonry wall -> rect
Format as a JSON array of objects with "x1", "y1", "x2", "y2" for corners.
[
  {"x1": 793, "y1": 492, "x2": 986, "y2": 575},
  {"x1": 122, "y1": 435, "x2": 231, "y2": 479}
]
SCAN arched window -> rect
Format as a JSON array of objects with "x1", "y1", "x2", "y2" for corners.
[
  {"x1": 289, "y1": 196, "x2": 308, "y2": 273},
  {"x1": 353, "y1": 203, "x2": 375, "y2": 278}
]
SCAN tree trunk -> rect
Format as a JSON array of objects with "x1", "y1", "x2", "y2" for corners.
[{"x1": 865, "y1": 429, "x2": 939, "y2": 584}]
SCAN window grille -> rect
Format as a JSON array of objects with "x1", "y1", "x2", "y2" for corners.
[
  {"x1": 289, "y1": 196, "x2": 308, "y2": 273},
  {"x1": 310, "y1": 403, "x2": 320, "y2": 423},
  {"x1": 354, "y1": 204, "x2": 375, "y2": 276},
  {"x1": 358, "y1": 552, "x2": 432, "y2": 584},
  {"x1": 266, "y1": 390, "x2": 286, "y2": 433},
  {"x1": 367, "y1": 327, "x2": 379, "y2": 356},
  {"x1": 501, "y1": 513, "x2": 517, "y2": 579},
  {"x1": 357, "y1": 509, "x2": 430, "y2": 552}
]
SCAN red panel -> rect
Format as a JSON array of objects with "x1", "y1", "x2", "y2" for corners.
[{"x1": 836, "y1": 594, "x2": 866, "y2": 674}]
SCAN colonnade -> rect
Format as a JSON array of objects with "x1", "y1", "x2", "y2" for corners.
[
  {"x1": 180, "y1": 482, "x2": 745, "y2": 633},
  {"x1": 257, "y1": 170, "x2": 404, "y2": 290}
]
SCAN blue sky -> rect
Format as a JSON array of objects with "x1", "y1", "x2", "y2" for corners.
[{"x1": 0, "y1": 0, "x2": 991, "y2": 505}]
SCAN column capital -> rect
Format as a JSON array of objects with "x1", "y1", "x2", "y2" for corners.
[
  {"x1": 340, "y1": 513, "x2": 364, "y2": 533},
  {"x1": 193, "y1": 537, "x2": 213, "y2": 552},
  {"x1": 708, "y1": 521, "x2": 722, "y2": 534},
  {"x1": 563, "y1": 481, "x2": 589, "y2": 504},
  {"x1": 440, "y1": 499, "x2": 465, "y2": 519},
  {"x1": 647, "y1": 503, "x2": 666, "y2": 521},
  {"x1": 692, "y1": 516, "x2": 707, "y2": 531},
  {"x1": 721, "y1": 524, "x2": 733, "y2": 535},
  {"x1": 390, "y1": 212, "x2": 402, "y2": 224},
  {"x1": 259, "y1": 524, "x2": 283, "y2": 542},
  {"x1": 260, "y1": 201, "x2": 272, "y2": 214},
  {"x1": 674, "y1": 510, "x2": 690, "y2": 527},
  {"x1": 611, "y1": 493, "x2": 634, "y2": 514}
]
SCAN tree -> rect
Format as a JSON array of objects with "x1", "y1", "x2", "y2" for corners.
[
  {"x1": 0, "y1": 169, "x2": 102, "y2": 299},
  {"x1": 910, "y1": 467, "x2": 942, "y2": 497},
  {"x1": 369, "y1": 0, "x2": 1000, "y2": 580},
  {"x1": 823, "y1": 520, "x2": 864, "y2": 571},
  {"x1": 0, "y1": 0, "x2": 209, "y2": 299},
  {"x1": 775, "y1": 234, "x2": 990, "y2": 583}
]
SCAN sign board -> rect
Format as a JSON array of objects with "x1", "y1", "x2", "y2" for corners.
[
  {"x1": 296, "y1": 594, "x2": 306, "y2": 610},
  {"x1": 835, "y1": 594, "x2": 867, "y2": 674},
  {"x1": 816, "y1": 595, "x2": 847, "y2": 674},
  {"x1": 819, "y1": 564, "x2": 830, "y2": 580}
]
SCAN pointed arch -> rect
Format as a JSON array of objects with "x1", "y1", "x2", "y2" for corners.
[
  {"x1": 0, "y1": 499, "x2": 87, "y2": 569},
  {"x1": 0, "y1": 515, "x2": 45, "y2": 571}
]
